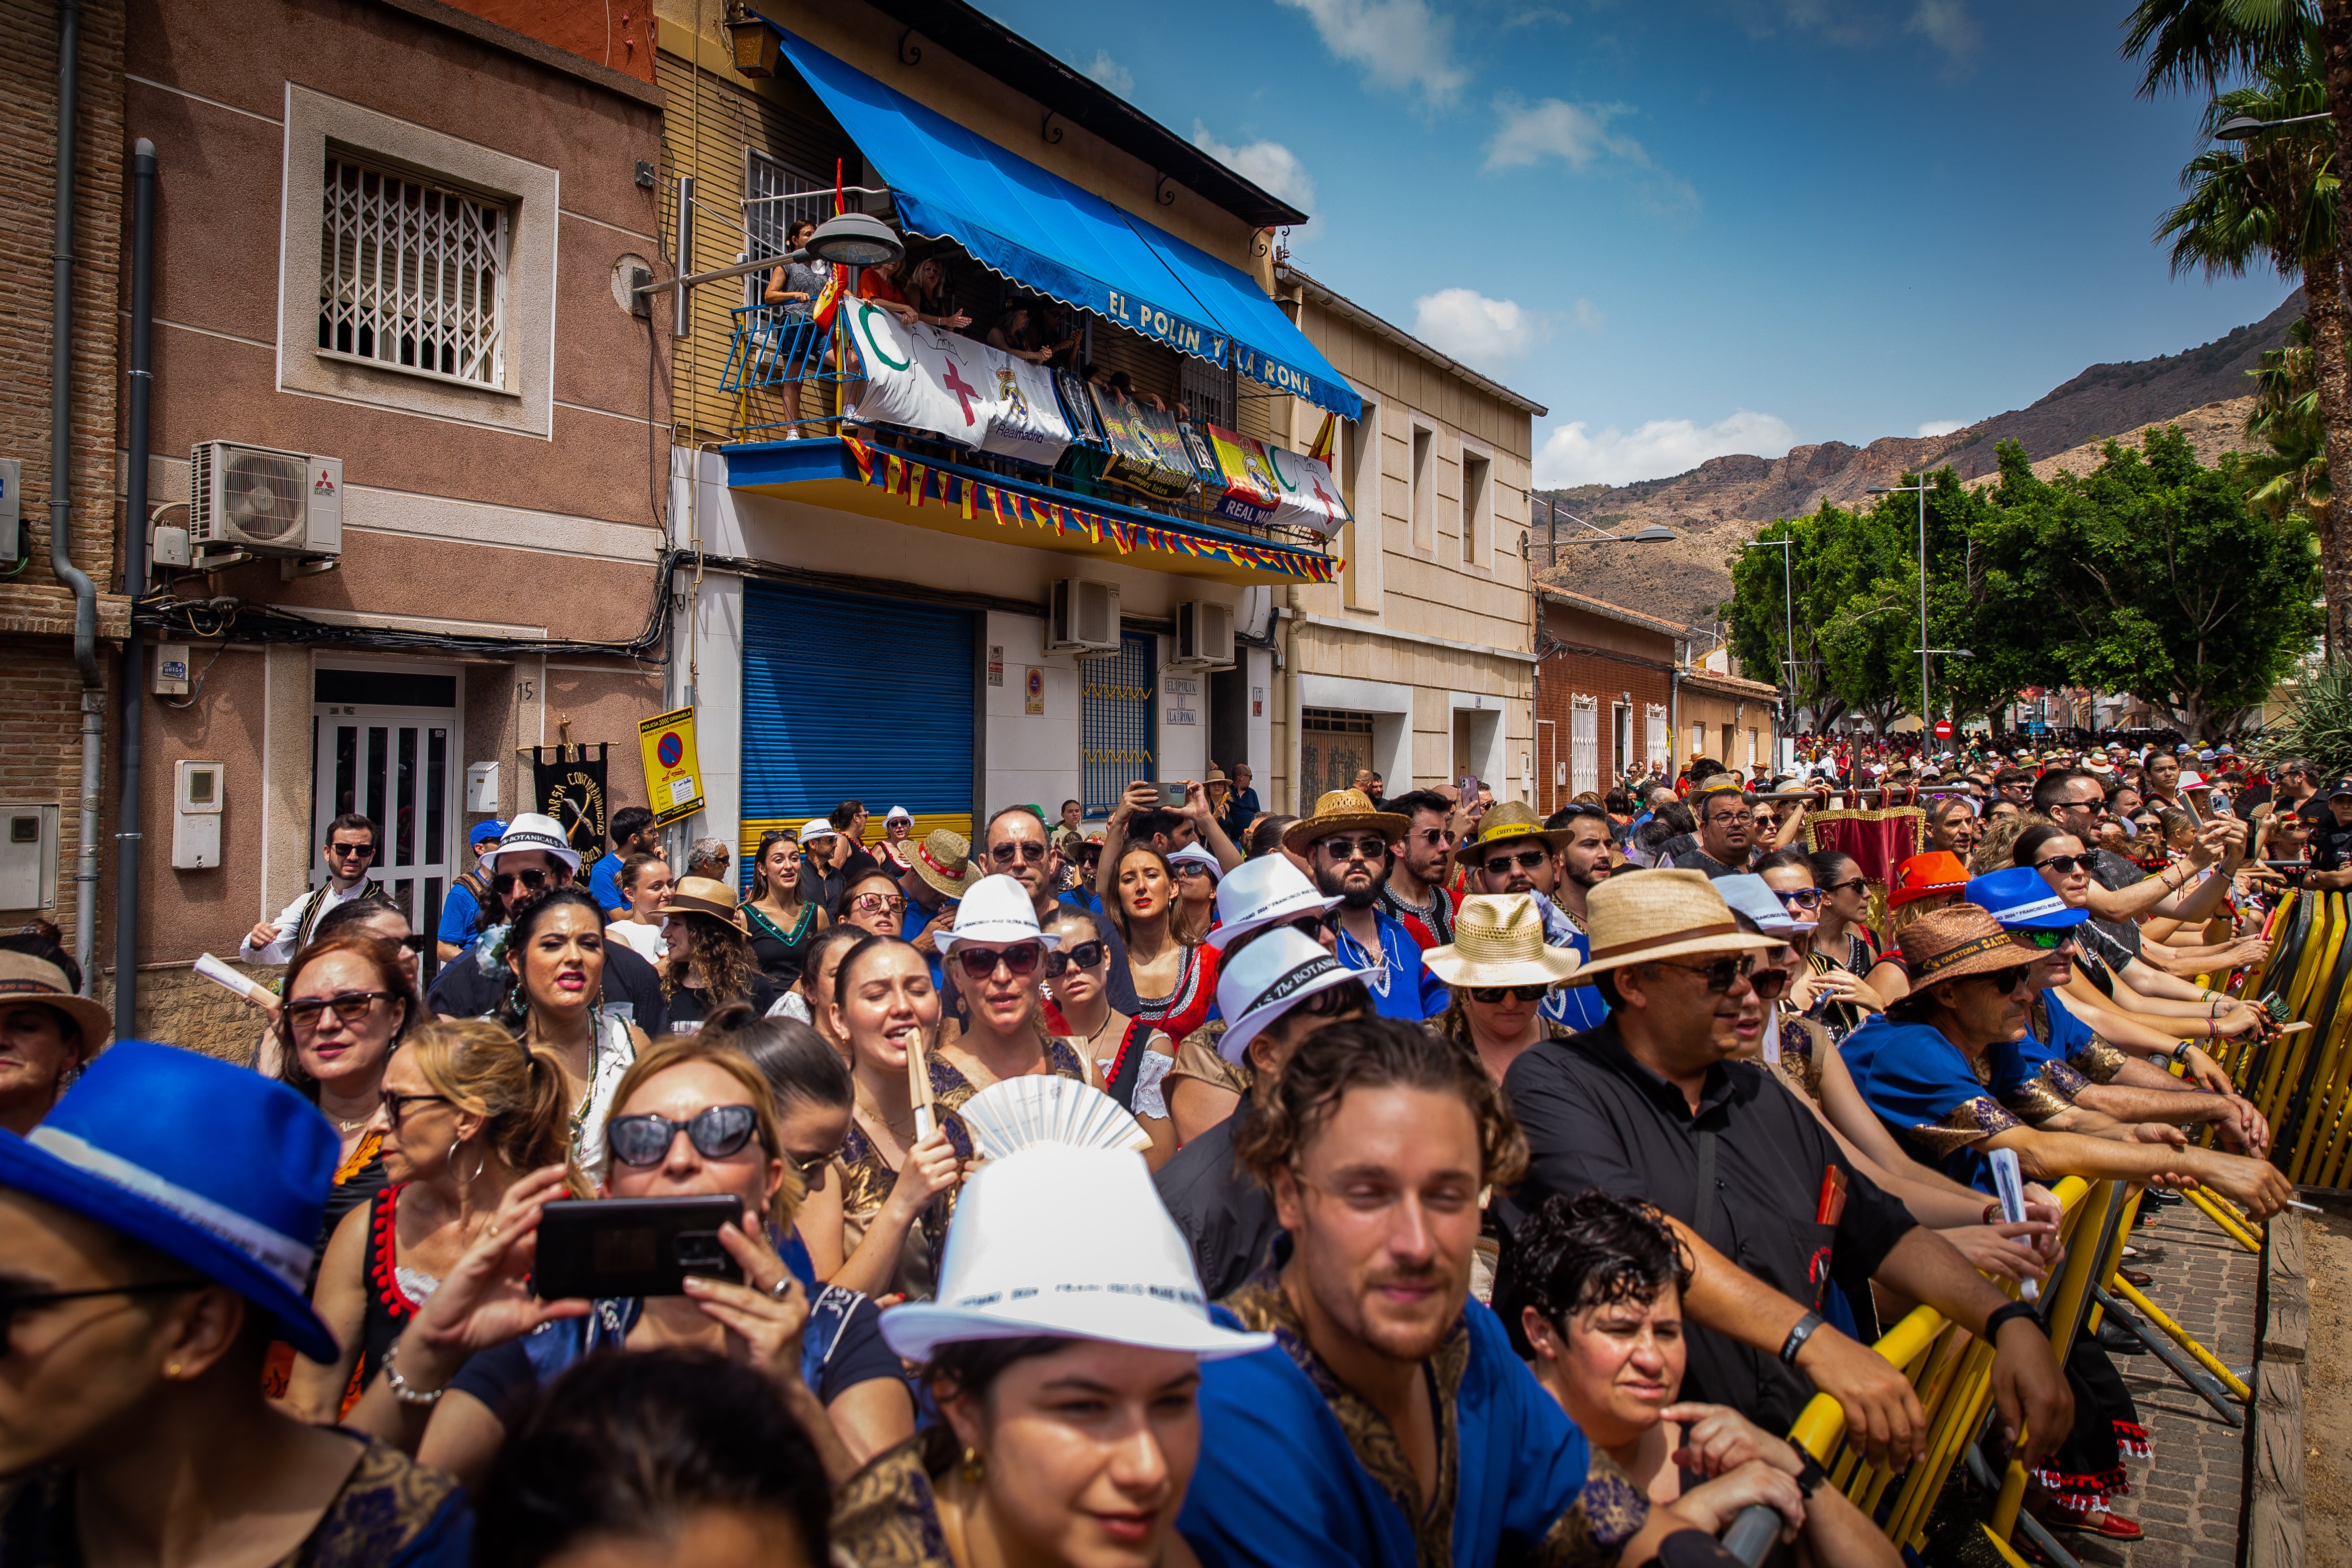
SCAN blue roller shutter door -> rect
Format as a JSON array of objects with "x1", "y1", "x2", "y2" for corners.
[{"x1": 740, "y1": 583, "x2": 975, "y2": 868}]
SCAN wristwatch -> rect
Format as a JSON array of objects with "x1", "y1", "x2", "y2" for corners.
[{"x1": 1984, "y1": 1300, "x2": 2041, "y2": 1341}]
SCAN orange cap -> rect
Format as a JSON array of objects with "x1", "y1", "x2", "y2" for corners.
[{"x1": 1889, "y1": 851, "x2": 1971, "y2": 908}]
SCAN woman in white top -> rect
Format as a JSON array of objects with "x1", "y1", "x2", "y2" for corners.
[
  {"x1": 495, "y1": 886, "x2": 645, "y2": 1171},
  {"x1": 603, "y1": 852, "x2": 671, "y2": 965}
]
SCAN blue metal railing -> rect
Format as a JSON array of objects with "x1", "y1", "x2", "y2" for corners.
[{"x1": 719, "y1": 306, "x2": 849, "y2": 437}]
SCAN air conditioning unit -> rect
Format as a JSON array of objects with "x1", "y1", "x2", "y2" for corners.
[
  {"x1": 1173, "y1": 600, "x2": 1235, "y2": 668},
  {"x1": 1047, "y1": 578, "x2": 1122, "y2": 654},
  {"x1": 189, "y1": 442, "x2": 343, "y2": 570}
]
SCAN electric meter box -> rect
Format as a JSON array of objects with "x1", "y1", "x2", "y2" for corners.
[
  {"x1": 0, "y1": 804, "x2": 58, "y2": 910},
  {"x1": 173, "y1": 760, "x2": 224, "y2": 870}
]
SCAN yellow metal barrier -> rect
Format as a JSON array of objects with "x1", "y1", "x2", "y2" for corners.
[
  {"x1": 2107, "y1": 1275, "x2": 2253, "y2": 1401},
  {"x1": 2181, "y1": 1186, "x2": 2263, "y2": 1253}
]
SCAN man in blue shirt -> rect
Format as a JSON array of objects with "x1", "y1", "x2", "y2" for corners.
[
  {"x1": 896, "y1": 825, "x2": 971, "y2": 988},
  {"x1": 1217, "y1": 760, "x2": 1263, "y2": 843},
  {"x1": 1459, "y1": 802, "x2": 1613, "y2": 1032},
  {"x1": 434, "y1": 819, "x2": 505, "y2": 961},
  {"x1": 1284, "y1": 790, "x2": 1446, "y2": 1021},
  {"x1": 588, "y1": 805, "x2": 657, "y2": 918}
]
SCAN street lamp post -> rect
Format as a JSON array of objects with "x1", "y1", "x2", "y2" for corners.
[
  {"x1": 1742, "y1": 535, "x2": 1796, "y2": 728},
  {"x1": 1869, "y1": 479, "x2": 1934, "y2": 734}
]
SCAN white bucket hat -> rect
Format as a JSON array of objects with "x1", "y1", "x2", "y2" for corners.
[
  {"x1": 884, "y1": 806, "x2": 913, "y2": 823},
  {"x1": 879, "y1": 1143, "x2": 1272, "y2": 1363},
  {"x1": 1205, "y1": 854, "x2": 1338, "y2": 952},
  {"x1": 936, "y1": 873, "x2": 1061, "y2": 953},
  {"x1": 1214, "y1": 926, "x2": 1360, "y2": 1065},
  {"x1": 1167, "y1": 843, "x2": 1223, "y2": 883},
  {"x1": 495, "y1": 812, "x2": 582, "y2": 874}
]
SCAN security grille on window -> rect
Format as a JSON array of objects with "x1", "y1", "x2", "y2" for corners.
[
  {"x1": 1570, "y1": 697, "x2": 1599, "y2": 797},
  {"x1": 1178, "y1": 357, "x2": 1238, "y2": 429},
  {"x1": 1645, "y1": 704, "x2": 1669, "y2": 773},
  {"x1": 745, "y1": 152, "x2": 834, "y2": 303},
  {"x1": 318, "y1": 155, "x2": 508, "y2": 387}
]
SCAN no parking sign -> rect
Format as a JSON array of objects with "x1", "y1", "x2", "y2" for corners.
[{"x1": 637, "y1": 706, "x2": 706, "y2": 826}]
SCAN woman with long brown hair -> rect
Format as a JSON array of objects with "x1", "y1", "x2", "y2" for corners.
[
  {"x1": 1109, "y1": 844, "x2": 1214, "y2": 1040},
  {"x1": 743, "y1": 828, "x2": 827, "y2": 989},
  {"x1": 1044, "y1": 904, "x2": 1175, "y2": 1167},
  {"x1": 498, "y1": 887, "x2": 646, "y2": 1171},
  {"x1": 288, "y1": 1018, "x2": 576, "y2": 1422},
  {"x1": 655, "y1": 876, "x2": 780, "y2": 1026}
]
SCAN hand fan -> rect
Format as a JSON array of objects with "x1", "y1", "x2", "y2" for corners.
[{"x1": 958, "y1": 1076, "x2": 1152, "y2": 1159}]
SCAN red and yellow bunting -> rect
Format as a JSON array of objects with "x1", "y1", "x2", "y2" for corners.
[{"x1": 837, "y1": 436, "x2": 1338, "y2": 584}]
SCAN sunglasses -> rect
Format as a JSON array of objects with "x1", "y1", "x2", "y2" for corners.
[
  {"x1": 1481, "y1": 847, "x2": 1551, "y2": 872},
  {"x1": 2033, "y1": 855, "x2": 2095, "y2": 875},
  {"x1": 327, "y1": 842, "x2": 376, "y2": 860},
  {"x1": 1654, "y1": 953, "x2": 1762, "y2": 993},
  {"x1": 1822, "y1": 876, "x2": 1869, "y2": 896},
  {"x1": 1469, "y1": 983, "x2": 1551, "y2": 1003},
  {"x1": 2014, "y1": 929, "x2": 2072, "y2": 951},
  {"x1": 1411, "y1": 827, "x2": 1458, "y2": 847},
  {"x1": 1315, "y1": 836, "x2": 1390, "y2": 862},
  {"x1": 378, "y1": 1089, "x2": 450, "y2": 1125},
  {"x1": 491, "y1": 868, "x2": 552, "y2": 894},
  {"x1": 849, "y1": 893, "x2": 910, "y2": 918},
  {"x1": 1044, "y1": 940, "x2": 1107, "y2": 976},
  {"x1": 390, "y1": 933, "x2": 429, "y2": 954},
  {"x1": 1774, "y1": 887, "x2": 1825, "y2": 910},
  {"x1": 1172, "y1": 861, "x2": 1216, "y2": 880},
  {"x1": 953, "y1": 941, "x2": 1043, "y2": 980},
  {"x1": 785, "y1": 1147, "x2": 834, "y2": 1187},
  {"x1": 990, "y1": 842, "x2": 1050, "y2": 865},
  {"x1": 1287, "y1": 913, "x2": 1332, "y2": 940},
  {"x1": 607, "y1": 1103, "x2": 760, "y2": 1167},
  {"x1": 284, "y1": 990, "x2": 396, "y2": 1030},
  {"x1": 1972, "y1": 965, "x2": 2032, "y2": 995}
]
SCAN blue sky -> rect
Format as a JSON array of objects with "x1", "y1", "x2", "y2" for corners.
[{"x1": 980, "y1": 0, "x2": 2295, "y2": 486}]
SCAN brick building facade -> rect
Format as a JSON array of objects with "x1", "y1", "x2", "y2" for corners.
[{"x1": 1533, "y1": 588, "x2": 1679, "y2": 811}]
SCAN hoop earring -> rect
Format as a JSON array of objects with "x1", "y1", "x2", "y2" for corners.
[
  {"x1": 448, "y1": 1136, "x2": 488, "y2": 1187},
  {"x1": 960, "y1": 1445, "x2": 985, "y2": 1484}
]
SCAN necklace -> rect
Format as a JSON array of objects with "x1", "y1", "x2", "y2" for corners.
[
  {"x1": 334, "y1": 1114, "x2": 368, "y2": 1133},
  {"x1": 853, "y1": 1084, "x2": 919, "y2": 1141}
]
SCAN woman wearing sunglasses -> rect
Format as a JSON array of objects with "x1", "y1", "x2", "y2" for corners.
[
  {"x1": 287, "y1": 1018, "x2": 575, "y2": 1423},
  {"x1": 274, "y1": 934, "x2": 416, "y2": 1253},
  {"x1": 932, "y1": 877, "x2": 1099, "y2": 1126},
  {"x1": 497, "y1": 887, "x2": 646, "y2": 1173},
  {"x1": 1425, "y1": 894, "x2": 1583, "y2": 1088},
  {"x1": 1045, "y1": 905, "x2": 1177, "y2": 1169},
  {"x1": 346, "y1": 1036, "x2": 913, "y2": 1488},
  {"x1": 838, "y1": 865, "x2": 912, "y2": 940},
  {"x1": 1753, "y1": 849, "x2": 1882, "y2": 1034}
]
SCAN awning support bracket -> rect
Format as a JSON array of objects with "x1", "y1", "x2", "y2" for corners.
[
  {"x1": 1042, "y1": 110, "x2": 1061, "y2": 145},
  {"x1": 1154, "y1": 172, "x2": 1175, "y2": 207},
  {"x1": 897, "y1": 26, "x2": 921, "y2": 65}
]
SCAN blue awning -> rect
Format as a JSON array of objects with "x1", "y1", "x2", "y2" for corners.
[{"x1": 776, "y1": 31, "x2": 1361, "y2": 420}]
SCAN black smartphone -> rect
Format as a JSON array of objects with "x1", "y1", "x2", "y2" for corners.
[{"x1": 533, "y1": 1195, "x2": 744, "y2": 1300}]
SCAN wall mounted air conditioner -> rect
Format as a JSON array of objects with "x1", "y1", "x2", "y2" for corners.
[
  {"x1": 1047, "y1": 578, "x2": 1122, "y2": 654},
  {"x1": 189, "y1": 442, "x2": 343, "y2": 572},
  {"x1": 1173, "y1": 600, "x2": 1235, "y2": 669}
]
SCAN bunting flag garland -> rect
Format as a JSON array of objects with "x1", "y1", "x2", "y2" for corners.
[{"x1": 834, "y1": 436, "x2": 1338, "y2": 583}]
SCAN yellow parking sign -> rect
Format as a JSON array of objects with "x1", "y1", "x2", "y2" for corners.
[{"x1": 638, "y1": 706, "x2": 706, "y2": 827}]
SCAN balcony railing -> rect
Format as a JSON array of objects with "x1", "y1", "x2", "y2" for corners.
[{"x1": 718, "y1": 306, "x2": 854, "y2": 439}]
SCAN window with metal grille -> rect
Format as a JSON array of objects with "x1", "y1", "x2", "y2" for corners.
[
  {"x1": 1645, "y1": 704, "x2": 1669, "y2": 772},
  {"x1": 1570, "y1": 697, "x2": 1599, "y2": 797},
  {"x1": 318, "y1": 154, "x2": 508, "y2": 387},
  {"x1": 1300, "y1": 708, "x2": 1377, "y2": 803},
  {"x1": 745, "y1": 151, "x2": 835, "y2": 303},
  {"x1": 1178, "y1": 357, "x2": 1238, "y2": 429},
  {"x1": 1082, "y1": 632, "x2": 1157, "y2": 817}
]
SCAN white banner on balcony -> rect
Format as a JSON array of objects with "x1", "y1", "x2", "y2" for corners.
[
  {"x1": 844, "y1": 302, "x2": 1072, "y2": 466},
  {"x1": 1262, "y1": 443, "x2": 1350, "y2": 538}
]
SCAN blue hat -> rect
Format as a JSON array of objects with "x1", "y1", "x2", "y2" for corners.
[
  {"x1": 1714, "y1": 873, "x2": 1810, "y2": 937},
  {"x1": 1965, "y1": 866, "x2": 2088, "y2": 931},
  {"x1": 0, "y1": 1042, "x2": 342, "y2": 1361},
  {"x1": 470, "y1": 818, "x2": 508, "y2": 847}
]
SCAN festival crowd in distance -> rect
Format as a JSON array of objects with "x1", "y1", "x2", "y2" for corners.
[{"x1": 0, "y1": 733, "x2": 2304, "y2": 1566}]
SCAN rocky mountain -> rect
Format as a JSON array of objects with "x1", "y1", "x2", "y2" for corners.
[{"x1": 1535, "y1": 290, "x2": 2302, "y2": 633}]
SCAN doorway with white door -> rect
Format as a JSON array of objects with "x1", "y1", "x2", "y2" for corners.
[{"x1": 312, "y1": 663, "x2": 463, "y2": 933}]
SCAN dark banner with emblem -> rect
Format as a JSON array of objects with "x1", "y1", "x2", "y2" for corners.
[{"x1": 532, "y1": 744, "x2": 609, "y2": 864}]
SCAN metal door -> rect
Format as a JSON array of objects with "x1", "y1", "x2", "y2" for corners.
[{"x1": 312, "y1": 665, "x2": 459, "y2": 931}]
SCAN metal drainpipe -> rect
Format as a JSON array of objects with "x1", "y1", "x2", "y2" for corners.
[
  {"x1": 50, "y1": 0, "x2": 103, "y2": 994},
  {"x1": 114, "y1": 138, "x2": 155, "y2": 1037},
  {"x1": 1282, "y1": 587, "x2": 1303, "y2": 812}
]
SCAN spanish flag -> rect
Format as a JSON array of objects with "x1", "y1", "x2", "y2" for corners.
[
  {"x1": 1307, "y1": 412, "x2": 1338, "y2": 465},
  {"x1": 810, "y1": 270, "x2": 846, "y2": 331}
]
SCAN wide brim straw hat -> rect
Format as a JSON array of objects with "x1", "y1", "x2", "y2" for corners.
[
  {"x1": 936, "y1": 873, "x2": 1060, "y2": 952},
  {"x1": 1206, "y1": 854, "x2": 1339, "y2": 951},
  {"x1": 655, "y1": 875, "x2": 747, "y2": 929},
  {"x1": 1564, "y1": 869, "x2": 1778, "y2": 986},
  {"x1": 1901, "y1": 905, "x2": 2036, "y2": 988},
  {"x1": 909, "y1": 828, "x2": 974, "y2": 900},
  {"x1": 880, "y1": 1143, "x2": 1273, "y2": 1363},
  {"x1": 0, "y1": 949, "x2": 112, "y2": 1049},
  {"x1": 1888, "y1": 851, "x2": 1971, "y2": 908},
  {"x1": 1459, "y1": 802, "x2": 1571, "y2": 862},
  {"x1": 1422, "y1": 894, "x2": 1582, "y2": 988},
  {"x1": 1282, "y1": 788, "x2": 1410, "y2": 854}
]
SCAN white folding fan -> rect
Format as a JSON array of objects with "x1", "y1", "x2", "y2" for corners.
[{"x1": 957, "y1": 1076, "x2": 1153, "y2": 1159}]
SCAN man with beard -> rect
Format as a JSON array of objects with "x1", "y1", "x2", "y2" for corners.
[
  {"x1": 1457, "y1": 803, "x2": 1612, "y2": 1032},
  {"x1": 1181, "y1": 1017, "x2": 1794, "y2": 1568},
  {"x1": 1284, "y1": 790, "x2": 1446, "y2": 1021},
  {"x1": 1377, "y1": 789, "x2": 1461, "y2": 947},
  {"x1": 1674, "y1": 779, "x2": 1756, "y2": 878}
]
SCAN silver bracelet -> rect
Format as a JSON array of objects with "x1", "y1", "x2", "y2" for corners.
[{"x1": 384, "y1": 1340, "x2": 446, "y2": 1407}]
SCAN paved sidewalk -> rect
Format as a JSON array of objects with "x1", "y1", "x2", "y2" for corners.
[{"x1": 2067, "y1": 1199, "x2": 2257, "y2": 1568}]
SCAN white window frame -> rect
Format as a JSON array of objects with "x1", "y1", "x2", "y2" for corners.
[
  {"x1": 1646, "y1": 704, "x2": 1669, "y2": 773},
  {"x1": 1570, "y1": 695, "x2": 1599, "y2": 797},
  {"x1": 1409, "y1": 421, "x2": 1435, "y2": 554}
]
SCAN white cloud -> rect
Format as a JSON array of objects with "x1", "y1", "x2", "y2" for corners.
[
  {"x1": 1906, "y1": 0, "x2": 1980, "y2": 60},
  {"x1": 1191, "y1": 123, "x2": 1317, "y2": 214},
  {"x1": 1412, "y1": 288, "x2": 1542, "y2": 369},
  {"x1": 1916, "y1": 418, "x2": 1965, "y2": 437},
  {"x1": 1484, "y1": 96, "x2": 1698, "y2": 215},
  {"x1": 1276, "y1": 0, "x2": 1470, "y2": 107},
  {"x1": 1535, "y1": 410, "x2": 1797, "y2": 488},
  {"x1": 1080, "y1": 50, "x2": 1134, "y2": 97},
  {"x1": 1570, "y1": 297, "x2": 1604, "y2": 330}
]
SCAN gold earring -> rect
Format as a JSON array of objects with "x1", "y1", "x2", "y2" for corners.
[
  {"x1": 960, "y1": 1445, "x2": 985, "y2": 1484},
  {"x1": 166, "y1": 1362, "x2": 182, "y2": 1378}
]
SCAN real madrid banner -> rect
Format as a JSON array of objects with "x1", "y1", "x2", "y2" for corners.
[{"x1": 844, "y1": 302, "x2": 1073, "y2": 466}]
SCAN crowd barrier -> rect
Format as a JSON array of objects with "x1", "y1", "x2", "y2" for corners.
[{"x1": 2230, "y1": 889, "x2": 2352, "y2": 1189}]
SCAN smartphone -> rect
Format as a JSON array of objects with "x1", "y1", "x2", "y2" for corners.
[
  {"x1": 533, "y1": 1195, "x2": 744, "y2": 1300},
  {"x1": 1155, "y1": 780, "x2": 1190, "y2": 807}
]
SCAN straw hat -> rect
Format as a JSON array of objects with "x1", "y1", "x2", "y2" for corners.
[
  {"x1": 1901, "y1": 905, "x2": 2034, "y2": 989},
  {"x1": 1888, "y1": 851, "x2": 1970, "y2": 909},
  {"x1": 655, "y1": 875, "x2": 746, "y2": 930},
  {"x1": 1459, "y1": 802, "x2": 1569, "y2": 863},
  {"x1": 1421, "y1": 894, "x2": 1581, "y2": 989},
  {"x1": 1282, "y1": 788, "x2": 1409, "y2": 854},
  {"x1": 1564, "y1": 869, "x2": 1777, "y2": 985},
  {"x1": 0, "y1": 949, "x2": 111, "y2": 1049},
  {"x1": 936, "y1": 873, "x2": 1060, "y2": 953},
  {"x1": 908, "y1": 828, "x2": 975, "y2": 901},
  {"x1": 879, "y1": 1143, "x2": 1272, "y2": 1363},
  {"x1": 1205, "y1": 855, "x2": 1337, "y2": 951},
  {"x1": 1214, "y1": 927, "x2": 1360, "y2": 1063}
]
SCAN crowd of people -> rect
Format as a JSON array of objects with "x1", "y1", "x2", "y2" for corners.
[{"x1": 0, "y1": 736, "x2": 2302, "y2": 1565}]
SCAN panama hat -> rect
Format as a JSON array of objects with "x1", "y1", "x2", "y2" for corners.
[
  {"x1": 1213, "y1": 926, "x2": 1361, "y2": 1064},
  {"x1": 1422, "y1": 894, "x2": 1581, "y2": 989},
  {"x1": 908, "y1": 828, "x2": 975, "y2": 901},
  {"x1": 799, "y1": 817, "x2": 841, "y2": 844},
  {"x1": 936, "y1": 873, "x2": 1060, "y2": 953},
  {"x1": 1565, "y1": 869, "x2": 1777, "y2": 985},
  {"x1": 1966, "y1": 866, "x2": 2088, "y2": 931},
  {"x1": 655, "y1": 875, "x2": 747, "y2": 930},
  {"x1": 884, "y1": 806, "x2": 912, "y2": 823},
  {"x1": 1205, "y1": 854, "x2": 1338, "y2": 951},
  {"x1": 495, "y1": 812, "x2": 582, "y2": 874},
  {"x1": 880, "y1": 1143, "x2": 1271, "y2": 1363},
  {"x1": 1888, "y1": 851, "x2": 1970, "y2": 908},
  {"x1": 1282, "y1": 788, "x2": 1410, "y2": 854},
  {"x1": 0, "y1": 948, "x2": 112, "y2": 1050},
  {"x1": 0, "y1": 1041, "x2": 342, "y2": 1361},
  {"x1": 1902, "y1": 905, "x2": 2037, "y2": 989},
  {"x1": 1459, "y1": 802, "x2": 1570, "y2": 863}
]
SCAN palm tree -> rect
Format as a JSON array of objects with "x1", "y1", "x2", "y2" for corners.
[
  {"x1": 2123, "y1": 0, "x2": 2313, "y2": 99},
  {"x1": 2159, "y1": 35, "x2": 2352, "y2": 652},
  {"x1": 2244, "y1": 318, "x2": 2330, "y2": 517}
]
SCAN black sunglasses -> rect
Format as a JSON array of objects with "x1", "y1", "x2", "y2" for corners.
[
  {"x1": 990, "y1": 842, "x2": 1050, "y2": 865},
  {"x1": 1656, "y1": 953, "x2": 1760, "y2": 993},
  {"x1": 1481, "y1": 847, "x2": 1550, "y2": 872},
  {"x1": 284, "y1": 990, "x2": 396, "y2": 1030},
  {"x1": 953, "y1": 942, "x2": 1043, "y2": 980},
  {"x1": 1822, "y1": 876, "x2": 1869, "y2": 896},
  {"x1": 2033, "y1": 855, "x2": 2096, "y2": 875},
  {"x1": 327, "y1": 842, "x2": 377, "y2": 859},
  {"x1": 607, "y1": 1103, "x2": 761, "y2": 1168},
  {"x1": 1044, "y1": 940, "x2": 1106, "y2": 976},
  {"x1": 1974, "y1": 965, "x2": 2032, "y2": 995},
  {"x1": 491, "y1": 868, "x2": 553, "y2": 894},
  {"x1": 379, "y1": 1089, "x2": 450, "y2": 1125},
  {"x1": 1468, "y1": 983, "x2": 1551, "y2": 1002},
  {"x1": 1315, "y1": 836, "x2": 1390, "y2": 862}
]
